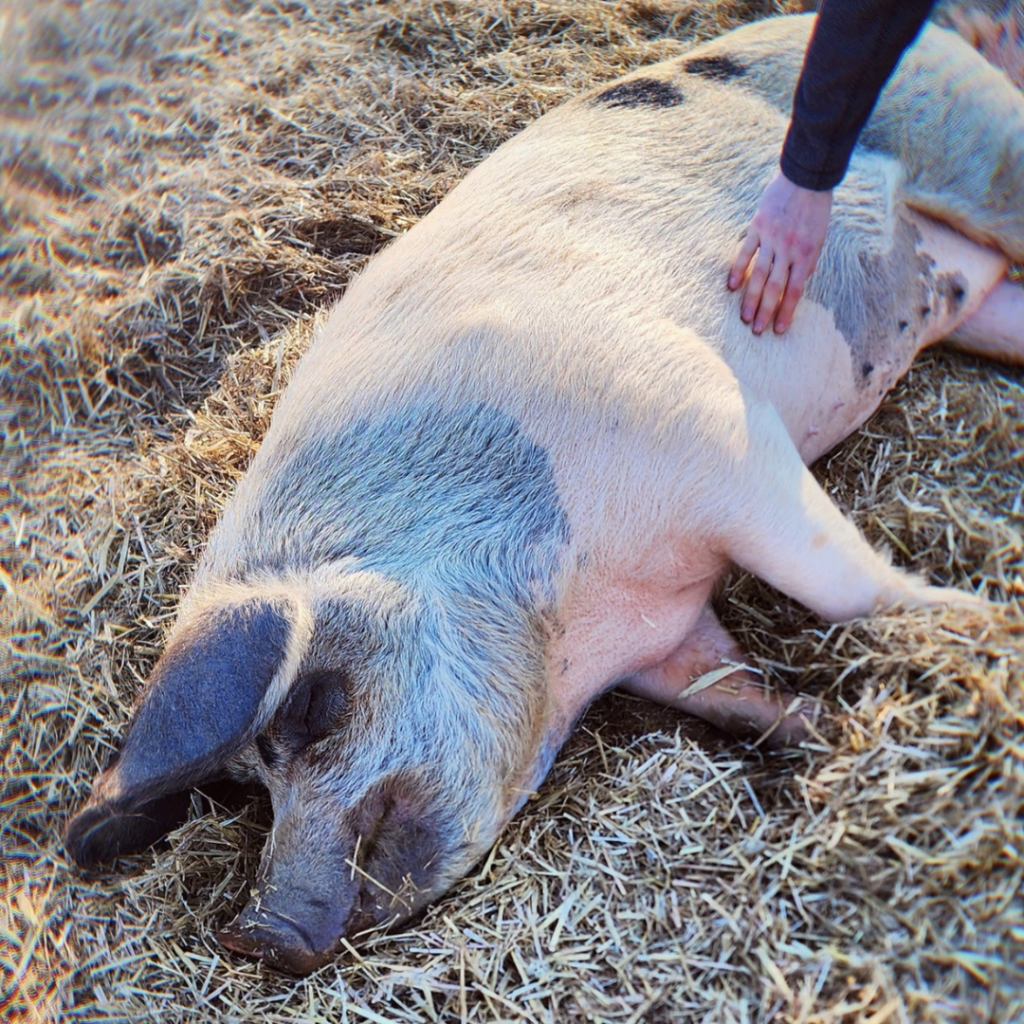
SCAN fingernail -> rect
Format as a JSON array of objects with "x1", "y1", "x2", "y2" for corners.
[
  {"x1": 728, "y1": 274, "x2": 738, "y2": 289},
  {"x1": 776, "y1": 321, "x2": 788, "y2": 334}
]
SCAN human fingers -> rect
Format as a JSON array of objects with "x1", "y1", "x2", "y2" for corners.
[
  {"x1": 729, "y1": 231, "x2": 760, "y2": 291},
  {"x1": 752, "y1": 251, "x2": 791, "y2": 335},
  {"x1": 773, "y1": 261, "x2": 810, "y2": 335},
  {"x1": 740, "y1": 245, "x2": 774, "y2": 325}
]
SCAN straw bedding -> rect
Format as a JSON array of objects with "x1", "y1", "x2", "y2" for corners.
[{"x1": 2, "y1": 1, "x2": 1022, "y2": 1021}]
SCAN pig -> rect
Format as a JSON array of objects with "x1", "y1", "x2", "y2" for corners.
[
  {"x1": 934, "y1": 0, "x2": 1024, "y2": 89},
  {"x1": 66, "y1": 13, "x2": 1024, "y2": 974}
]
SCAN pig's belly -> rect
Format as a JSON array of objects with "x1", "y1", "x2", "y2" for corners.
[
  {"x1": 545, "y1": 215, "x2": 1008, "y2": 719},
  {"x1": 744, "y1": 296, "x2": 917, "y2": 465},
  {"x1": 546, "y1": 575, "x2": 720, "y2": 731}
]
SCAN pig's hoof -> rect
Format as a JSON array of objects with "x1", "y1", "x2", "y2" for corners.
[
  {"x1": 893, "y1": 583, "x2": 991, "y2": 616},
  {"x1": 926, "y1": 586, "x2": 988, "y2": 611},
  {"x1": 755, "y1": 695, "x2": 829, "y2": 749}
]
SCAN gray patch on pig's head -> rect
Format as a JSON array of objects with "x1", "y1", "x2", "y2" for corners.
[
  {"x1": 71, "y1": 403, "x2": 572, "y2": 974},
  {"x1": 225, "y1": 403, "x2": 570, "y2": 591},
  {"x1": 218, "y1": 405, "x2": 570, "y2": 971},
  {"x1": 219, "y1": 567, "x2": 559, "y2": 973}
]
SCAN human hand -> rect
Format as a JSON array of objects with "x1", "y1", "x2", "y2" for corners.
[{"x1": 728, "y1": 171, "x2": 833, "y2": 335}]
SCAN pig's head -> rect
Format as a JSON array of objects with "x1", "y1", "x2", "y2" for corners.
[{"x1": 65, "y1": 562, "x2": 566, "y2": 974}]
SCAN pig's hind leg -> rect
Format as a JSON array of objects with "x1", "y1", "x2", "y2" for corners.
[
  {"x1": 940, "y1": 4, "x2": 1024, "y2": 92},
  {"x1": 619, "y1": 604, "x2": 815, "y2": 746},
  {"x1": 945, "y1": 277, "x2": 1024, "y2": 365},
  {"x1": 865, "y1": 23, "x2": 1024, "y2": 261}
]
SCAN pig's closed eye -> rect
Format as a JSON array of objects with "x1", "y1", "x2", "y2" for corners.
[{"x1": 278, "y1": 671, "x2": 352, "y2": 746}]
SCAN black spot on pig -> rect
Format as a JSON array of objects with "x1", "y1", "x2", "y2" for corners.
[
  {"x1": 939, "y1": 273, "x2": 968, "y2": 314},
  {"x1": 595, "y1": 78, "x2": 683, "y2": 109},
  {"x1": 862, "y1": 362, "x2": 874, "y2": 379},
  {"x1": 898, "y1": 320, "x2": 909, "y2": 332},
  {"x1": 683, "y1": 54, "x2": 748, "y2": 81}
]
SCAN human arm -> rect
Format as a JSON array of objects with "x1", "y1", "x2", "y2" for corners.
[{"x1": 730, "y1": 0, "x2": 937, "y2": 335}]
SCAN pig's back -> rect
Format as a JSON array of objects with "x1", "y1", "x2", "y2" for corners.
[
  {"x1": 218, "y1": 16, "x2": 1009, "y2": 585},
  {"x1": 273, "y1": 34, "x2": 905, "y2": 452}
]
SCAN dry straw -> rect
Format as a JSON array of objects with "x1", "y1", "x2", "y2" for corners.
[{"x1": 2, "y1": 1, "x2": 1022, "y2": 1022}]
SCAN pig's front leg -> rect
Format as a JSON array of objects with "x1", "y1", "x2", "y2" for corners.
[
  {"x1": 619, "y1": 604, "x2": 817, "y2": 746},
  {"x1": 723, "y1": 398, "x2": 985, "y2": 621}
]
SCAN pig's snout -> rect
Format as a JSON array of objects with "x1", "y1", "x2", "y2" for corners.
[
  {"x1": 218, "y1": 871, "x2": 424, "y2": 974},
  {"x1": 218, "y1": 902, "x2": 343, "y2": 975},
  {"x1": 217, "y1": 773, "x2": 458, "y2": 973}
]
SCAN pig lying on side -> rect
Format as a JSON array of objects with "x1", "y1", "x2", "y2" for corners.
[{"x1": 66, "y1": 13, "x2": 1024, "y2": 974}]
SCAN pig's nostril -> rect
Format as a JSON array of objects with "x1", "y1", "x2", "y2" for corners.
[{"x1": 217, "y1": 906, "x2": 338, "y2": 975}]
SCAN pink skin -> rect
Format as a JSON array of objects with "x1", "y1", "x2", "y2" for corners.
[
  {"x1": 946, "y1": 277, "x2": 1024, "y2": 365},
  {"x1": 619, "y1": 604, "x2": 819, "y2": 745},
  {"x1": 728, "y1": 171, "x2": 833, "y2": 336}
]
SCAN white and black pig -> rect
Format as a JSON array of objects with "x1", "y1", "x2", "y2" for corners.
[{"x1": 66, "y1": 13, "x2": 1024, "y2": 974}]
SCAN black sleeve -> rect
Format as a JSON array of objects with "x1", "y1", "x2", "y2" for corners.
[{"x1": 780, "y1": 0, "x2": 936, "y2": 191}]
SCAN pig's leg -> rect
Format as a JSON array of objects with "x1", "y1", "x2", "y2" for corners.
[
  {"x1": 619, "y1": 604, "x2": 816, "y2": 746},
  {"x1": 945, "y1": 277, "x2": 1024, "y2": 365},
  {"x1": 939, "y1": 5, "x2": 1024, "y2": 92},
  {"x1": 863, "y1": 25, "x2": 1024, "y2": 261},
  {"x1": 723, "y1": 400, "x2": 981, "y2": 622},
  {"x1": 688, "y1": 17, "x2": 1024, "y2": 257}
]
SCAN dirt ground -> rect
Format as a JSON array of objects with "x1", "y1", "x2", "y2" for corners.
[{"x1": 2, "y1": 1, "x2": 1023, "y2": 1022}]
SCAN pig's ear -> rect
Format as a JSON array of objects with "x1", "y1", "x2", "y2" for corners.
[{"x1": 65, "y1": 598, "x2": 301, "y2": 869}]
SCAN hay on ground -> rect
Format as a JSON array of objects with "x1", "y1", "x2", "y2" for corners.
[{"x1": 2, "y1": 2, "x2": 1022, "y2": 1022}]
